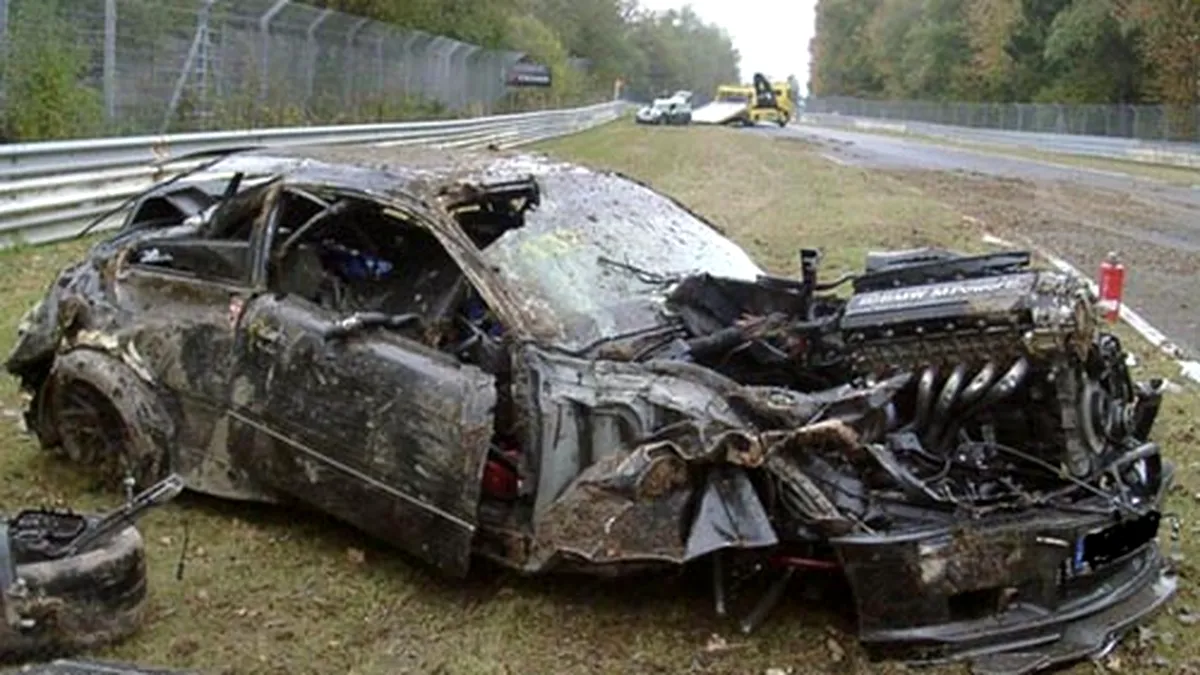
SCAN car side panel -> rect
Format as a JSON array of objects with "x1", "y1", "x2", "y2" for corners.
[
  {"x1": 230, "y1": 294, "x2": 497, "y2": 576},
  {"x1": 108, "y1": 267, "x2": 274, "y2": 501}
]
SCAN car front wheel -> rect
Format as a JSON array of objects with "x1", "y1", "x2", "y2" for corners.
[{"x1": 45, "y1": 350, "x2": 173, "y2": 491}]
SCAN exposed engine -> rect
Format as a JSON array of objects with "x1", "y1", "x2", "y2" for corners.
[
  {"x1": 840, "y1": 248, "x2": 1155, "y2": 480},
  {"x1": 615, "y1": 245, "x2": 1174, "y2": 658},
  {"x1": 660, "y1": 246, "x2": 1165, "y2": 531}
]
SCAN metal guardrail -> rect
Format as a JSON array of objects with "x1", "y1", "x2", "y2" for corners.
[
  {"x1": 807, "y1": 96, "x2": 1200, "y2": 143},
  {"x1": 798, "y1": 113, "x2": 1200, "y2": 171},
  {"x1": 0, "y1": 101, "x2": 628, "y2": 248}
]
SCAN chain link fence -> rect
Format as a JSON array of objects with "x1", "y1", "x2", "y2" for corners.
[
  {"x1": 0, "y1": 0, "x2": 596, "y2": 140},
  {"x1": 807, "y1": 96, "x2": 1200, "y2": 143}
]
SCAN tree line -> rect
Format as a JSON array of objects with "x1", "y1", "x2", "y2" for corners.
[
  {"x1": 317, "y1": 0, "x2": 742, "y2": 102},
  {"x1": 809, "y1": 0, "x2": 1200, "y2": 114}
]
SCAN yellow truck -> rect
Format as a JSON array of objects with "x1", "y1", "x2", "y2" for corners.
[{"x1": 692, "y1": 73, "x2": 793, "y2": 127}]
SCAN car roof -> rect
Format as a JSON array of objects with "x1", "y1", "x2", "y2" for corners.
[{"x1": 227, "y1": 144, "x2": 575, "y2": 202}]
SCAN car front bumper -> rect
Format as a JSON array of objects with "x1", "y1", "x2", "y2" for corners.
[{"x1": 830, "y1": 470, "x2": 1177, "y2": 674}]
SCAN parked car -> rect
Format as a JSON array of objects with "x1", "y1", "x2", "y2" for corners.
[
  {"x1": 5, "y1": 145, "x2": 1176, "y2": 674},
  {"x1": 635, "y1": 92, "x2": 692, "y2": 125}
]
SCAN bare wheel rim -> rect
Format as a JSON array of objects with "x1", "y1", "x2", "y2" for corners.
[{"x1": 55, "y1": 380, "x2": 132, "y2": 483}]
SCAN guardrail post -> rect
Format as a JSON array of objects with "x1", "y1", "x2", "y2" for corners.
[
  {"x1": 258, "y1": 0, "x2": 291, "y2": 103},
  {"x1": 104, "y1": 0, "x2": 117, "y2": 121},
  {"x1": 305, "y1": 9, "x2": 331, "y2": 110}
]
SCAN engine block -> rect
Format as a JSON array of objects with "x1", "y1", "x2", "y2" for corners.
[{"x1": 840, "y1": 269, "x2": 1096, "y2": 374}]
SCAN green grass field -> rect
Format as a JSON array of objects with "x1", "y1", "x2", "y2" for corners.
[{"x1": 1, "y1": 121, "x2": 1197, "y2": 674}]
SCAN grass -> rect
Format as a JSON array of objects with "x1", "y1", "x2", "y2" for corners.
[{"x1": 1, "y1": 121, "x2": 1198, "y2": 673}]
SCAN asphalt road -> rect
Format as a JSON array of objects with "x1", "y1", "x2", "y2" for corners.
[{"x1": 771, "y1": 122, "x2": 1200, "y2": 359}]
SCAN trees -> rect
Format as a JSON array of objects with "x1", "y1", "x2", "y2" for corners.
[
  {"x1": 810, "y1": 0, "x2": 1198, "y2": 114},
  {"x1": 316, "y1": 0, "x2": 742, "y2": 103},
  {"x1": 809, "y1": 0, "x2": 882, "y2": 97}
]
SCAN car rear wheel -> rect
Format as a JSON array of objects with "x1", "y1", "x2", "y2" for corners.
[
  {"x1": 45, "y1": 350, "x2": 173, "y2": 491},
  {"x1": 0, "y1": 524, "x2": 148, "y2": 665}
]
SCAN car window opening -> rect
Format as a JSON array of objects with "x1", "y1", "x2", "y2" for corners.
[
  {"x1": 123, "y1": 181, "x2": 282, "y2": 285},
  {"x1": 448, "y1": 190, "x2": 538, "y2": 509},
  {"x1": 449, "y1": 181, "x2": 536, "y2": 249},
  {"x1": 266, "y1": 188, "x2": 509, "y2": 373}
]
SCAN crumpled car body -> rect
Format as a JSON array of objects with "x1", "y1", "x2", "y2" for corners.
[{"x1": 4, "y1": 145, "x2": 1176, "y2": 673}]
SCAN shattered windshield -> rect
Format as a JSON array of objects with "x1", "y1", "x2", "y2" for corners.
[{"x1": 481, "y1": 170, "x2": 763, "y2": 348}]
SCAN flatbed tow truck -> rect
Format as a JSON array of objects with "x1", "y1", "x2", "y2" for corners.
[{"x1": 691, "y1": 73, "x2": 793, "y2": 127}]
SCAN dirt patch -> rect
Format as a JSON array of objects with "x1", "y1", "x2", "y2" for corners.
[{"x1": 890, "y1": 169, "x2": 1200, "y2": 357}]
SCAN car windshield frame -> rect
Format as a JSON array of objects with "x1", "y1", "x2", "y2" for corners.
[{"x1": 478, "y1": 169, "x2": 764, "y2": 350}]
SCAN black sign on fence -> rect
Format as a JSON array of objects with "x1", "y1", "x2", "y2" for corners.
[{"x1": 506, "y1": 58, "x2": 552, "y2": 88}]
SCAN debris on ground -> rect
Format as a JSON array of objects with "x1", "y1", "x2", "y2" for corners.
[{"x1": 0, "y1": 475, "x2": 184, "y2": 664}]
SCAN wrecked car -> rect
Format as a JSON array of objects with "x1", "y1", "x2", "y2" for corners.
[
  {"x1": 4, "y1": 145, "x2": 1177, "y2": 673},
  {"x1": 1, "y1": 476, "x2": 183, "y2": 662}
]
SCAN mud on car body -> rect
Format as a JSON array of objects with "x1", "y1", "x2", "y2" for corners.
[{"x1": 4, "y1": 145, "x2": 1176, "y2": 673}]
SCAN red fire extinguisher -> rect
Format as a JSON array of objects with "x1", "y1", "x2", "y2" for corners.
[{"x1": 1098, "y1": 251, "x2": 1125, "y2": 323}]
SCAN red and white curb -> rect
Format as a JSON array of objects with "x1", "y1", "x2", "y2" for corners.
[{"x1": 980, "y1": 231, "x2": 1200, "y2": 386}]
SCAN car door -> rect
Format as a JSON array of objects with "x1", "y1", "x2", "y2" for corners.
[
  {"x1": 112, "y1": 223, "x2": 270, "y2": 501},
  {"x1": 226, "y1": 193, "x2": 497, "y2": 577}
]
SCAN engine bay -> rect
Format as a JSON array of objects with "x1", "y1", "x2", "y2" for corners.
[{"x1": 650, "y1": 247, "x2": 1166, "y2": 538}]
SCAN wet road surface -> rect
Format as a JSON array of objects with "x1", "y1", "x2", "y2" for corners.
[{"x1": 769, "y1": 123, "x2": 1200, "y2": 358}]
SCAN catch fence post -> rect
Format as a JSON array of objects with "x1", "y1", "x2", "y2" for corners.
[
  {"x1": 0, "y1": 0, "x2": 8, "y2": 111},
  {"x1": 104, "y1": 0, "x2": 117, "y2": 120},
  {"x1": 343, "y1": 18, "x2": 368, "y2": 108},
  {"x1": 304, "y1": 9, "x2": 331, "y2": 109},
  {"x1": 258, "y1": 0, "x2": 291, "y2": 103}
]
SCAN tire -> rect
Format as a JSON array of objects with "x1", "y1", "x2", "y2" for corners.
[
  {"x1": 0, "y1": 525, "x2": 147, "y2": 665},
  {"x1": 43, "y1": 350, "x2": 174, "y2": 492}
]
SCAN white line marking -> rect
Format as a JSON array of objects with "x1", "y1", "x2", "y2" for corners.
[{"x1": 980, "y1": 230, "x2": 1199, "y2": 384}]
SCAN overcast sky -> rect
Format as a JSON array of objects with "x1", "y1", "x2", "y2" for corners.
[{"x1": 636, "y1": 0, "x2": 818, "y2": 93}]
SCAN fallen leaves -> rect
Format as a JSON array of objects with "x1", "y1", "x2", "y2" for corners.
[
  {"x1": 702, "y1": 633, "x2": 748, "y2": 653},
  {"x1": 826, "y1": 636, "x2": 846, "y2": 663}
]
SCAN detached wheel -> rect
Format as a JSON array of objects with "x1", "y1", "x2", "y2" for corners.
[
  {"x1": 0, "y1": 524, "x2": 147, "y2": 664},
  {"x1": 45, "y1": 350, "x2": 173, "y2": 491}
]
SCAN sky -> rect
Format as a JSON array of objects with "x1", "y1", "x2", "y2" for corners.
[{"x1": 635, "y1": 0, "x2": 818, "y2": 94}]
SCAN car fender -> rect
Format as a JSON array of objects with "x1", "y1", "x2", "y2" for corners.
[
  {"x1": 44, "y1": 348, "x2": 176, "y2": 487},
  {"x1": 5, "y1": 297, "x2": 60, "y2": 379}
]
